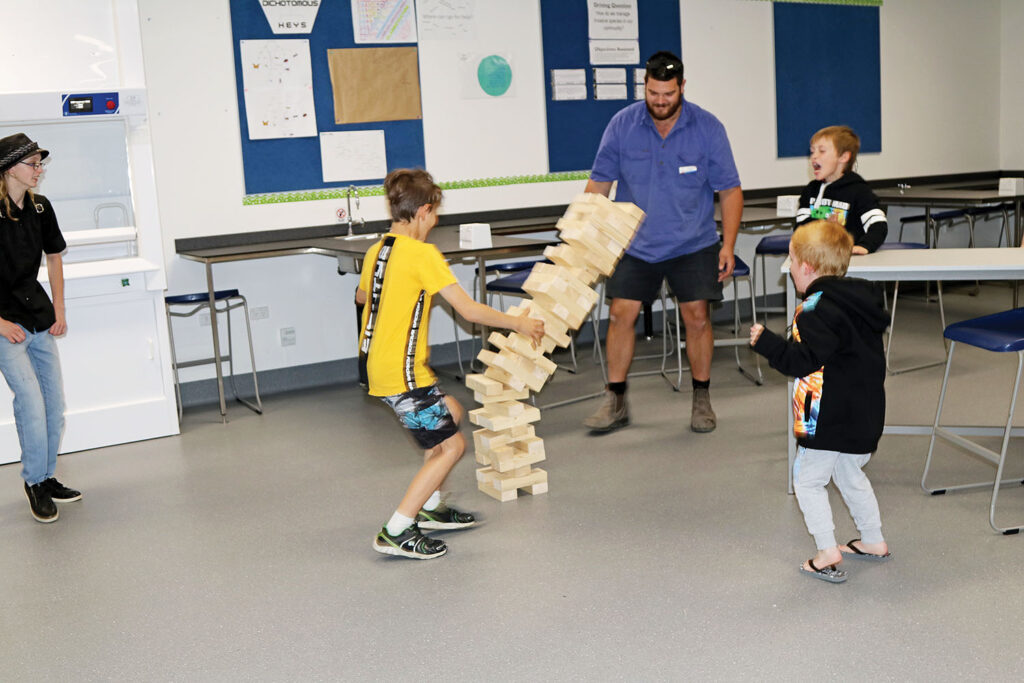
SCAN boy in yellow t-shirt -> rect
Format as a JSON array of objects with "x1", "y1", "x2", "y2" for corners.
[{"x1": 356, "y1": 169, "x2": 544, "y2": 560}]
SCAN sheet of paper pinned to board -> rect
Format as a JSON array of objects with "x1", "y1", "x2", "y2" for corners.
[
  {"x1": 240, "y1": 39, "x2": 317, "y2": 140},
  {"x1": 327, "y1": 47, "x2": 422, "y2": 124},
  {"x1": 351, "y1": 0, "x2": 417, "y2": 44},
  {"x1": 320, "y1": 130, "x2": 388, "y2": 183}
]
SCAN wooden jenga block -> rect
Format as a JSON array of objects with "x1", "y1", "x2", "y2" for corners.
[
  {"x1": 477, "y1": 349, "x2": 528, "y2": 391},
  {"x1": 482, "y1": 400, "x2": 528, "y2": 417},
  {"x1": 465, "y1": 373, "x2": 505, "y2": 396},
  {"x1": 484, "y1": 348, "x2": 553, "y2": 392},
  {"x1": 476, "y1": 465, "x2": 547, "y2": 492},
  {"x1": 472, "y1": 425, "x2": 536, "y2": 453},
  {"x1": 510, "y1": 434, "x2": 545, "y2": 457},
  {"x1": 490, "y1": 443, "x2": 546, "y2": 473},
  {"x1": 474, "y1": 385, "x2": 530, "y2": 404},
  {"x1": 488, "y1": 332, "x2": 558, "y2": 375},
  {"x1": 468, "y1": 404, "x2": 541, "y2": 431},
  {"x1": 477, "y1": 478, "x2": 518, "y2": 502},
  {"x1": 508, "y1": 302, "x2": 573, "y2": 351}
]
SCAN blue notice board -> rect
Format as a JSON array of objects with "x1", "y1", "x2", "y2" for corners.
[
  {"x1": 773, "y1": 3, "x2": 881, "y2": 158},
  {"x1": 540, "y1": 1, "x2": 681, "y2": 173},
  {"x1": 228, "y1": 1, "x2": 425, "y2": 196}
]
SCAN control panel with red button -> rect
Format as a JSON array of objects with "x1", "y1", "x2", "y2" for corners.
[{"x1": 62, "y1": 92, "x2": 119, "y2": 116}]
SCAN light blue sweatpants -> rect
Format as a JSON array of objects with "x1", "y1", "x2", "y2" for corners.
[{"x1": 793, "y1": 446, "x2": 885, "y2": 551}]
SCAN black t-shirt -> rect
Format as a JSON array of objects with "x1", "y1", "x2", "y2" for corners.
[{"x1": 0, "y1": 194, "x2": 67, "y2": 332}]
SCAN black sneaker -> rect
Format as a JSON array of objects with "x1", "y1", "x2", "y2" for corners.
[
  {"x1": 24, "y1": 482, "x2": 58, "y2": 523},
  {"x1": 43, "y1": 478, "x2": 82, "y2": 503},
  {"x1": 373, "y1": 524, "x2": 447, "y2": 560},
  {"x1": 416, "y1": 504, "x2": 476, "y2": 530}
]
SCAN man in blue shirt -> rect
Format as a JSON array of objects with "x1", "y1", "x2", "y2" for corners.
[{"x1": 583, "y1": 51, "x2": 743, "y2": 434}]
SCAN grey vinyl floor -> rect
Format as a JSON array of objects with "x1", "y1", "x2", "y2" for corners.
[{"x1": 3, "y1": 283, "x2": 1024, "y2": 681}]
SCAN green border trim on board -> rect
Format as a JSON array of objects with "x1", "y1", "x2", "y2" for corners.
[
  {"x1": 242, "y1": 171, "x2": 592, "y2": 206},
  {"x1": 748, "y1": 0, "x2": 882, "y2": 5}
]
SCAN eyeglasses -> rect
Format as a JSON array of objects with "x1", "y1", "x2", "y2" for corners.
[{"x1": 19, "y1": 160, "x2": 49, "y2": 170}]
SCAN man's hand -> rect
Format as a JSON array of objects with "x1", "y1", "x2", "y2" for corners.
[
  {"x1": 0, "y1": 318, "x2": 26, "y2": 344},
  {"x1": 49, "y1": 307, "x2": 67, "y2": 336},
  {"x1": 718, "y1": 246, "x2": 735, "y2": 282},
  {"x1": 852, "y1": 245, "x2": 868, "y2": 255},
  {"x1": 750, "y1": 323, "x2": 764, "y2": 346}
]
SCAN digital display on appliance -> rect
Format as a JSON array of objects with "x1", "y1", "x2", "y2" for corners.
[{"x1": 68, "y1": 97, "x2": 93, "y2": 113}]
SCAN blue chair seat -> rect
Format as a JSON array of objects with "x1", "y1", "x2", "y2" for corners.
[
  {"x1": 732, "y1": 255, "x2": 750, "y2": 277},
  {"x1": 487, "y1": 268, "x2": 531, "y2": 294},
  {"x1": 165, "y1": 289, "x2": 240, "y2": 305},
  {"x1": 754, "y1": 233, "x2": 791, "y2": 255},
  {"x1": 943, "y1": 308, "x2": 1024, "y2": 352},
  {"x1": 878, "y1": 242, "x2": 927, "y2": 251},
  {"x1": 476, "y1": 258, "x2": 549, "y2": 276}
]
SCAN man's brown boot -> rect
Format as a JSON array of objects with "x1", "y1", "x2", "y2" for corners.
[{"x1": 583, "y1": 389, "x2": 630, "y2": 432}]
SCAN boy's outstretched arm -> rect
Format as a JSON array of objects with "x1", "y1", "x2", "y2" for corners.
[
  {"x1": 438, "y1": 282, "x2": 545, "y2": 345},
  {"x1": 750, "y1": 315, "x2": 838, "y2": 378}
]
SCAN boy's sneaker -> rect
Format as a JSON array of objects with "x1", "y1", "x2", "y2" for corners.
[
  {"x1": 373, "y1": 524, "x2": 448, "y2": 560},
  {"x1": 416, "y1": 503, "x2": 476, "y2": 530},
  {"x1": 43, "y1": 478, "x2": 82, "y2": 503},
  {"x1": 24, "y1": 482, "x2": 58, "y2": 523}
]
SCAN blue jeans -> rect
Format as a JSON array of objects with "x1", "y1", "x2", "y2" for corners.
[{"x1": 0, "y1": 327, "x2": 66, "y2": 485}]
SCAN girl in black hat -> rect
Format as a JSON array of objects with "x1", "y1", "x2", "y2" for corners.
[{"x1": 0, "y1": 132, "x2": 81, "y2": 523}]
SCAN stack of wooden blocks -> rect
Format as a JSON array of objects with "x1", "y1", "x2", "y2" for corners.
[{"x1": 465, "y1": 193, "x2": 645, "y2": 501}]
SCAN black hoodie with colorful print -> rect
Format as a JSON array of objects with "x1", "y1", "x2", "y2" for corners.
[
  {"x1": 752, "y1": 276, "x2": 889, "y2": 454},
  {"x1": 797, "y1": 171, "x2": 888, "y2": 253}
]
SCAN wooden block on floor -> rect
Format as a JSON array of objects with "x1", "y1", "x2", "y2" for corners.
[
  {"x1": 477, "y1": 465, "x2": 548, "y2": 492},
  {"x1": 477, "y1": 475, "x2": 518, "y2": 501}
]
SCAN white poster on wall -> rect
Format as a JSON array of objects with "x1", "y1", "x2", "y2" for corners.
[
  {"x1": 259, "y1": 0, "x2": 322, "y2": 34},
  {"x1": 587, "y1": 0, "x2": 638, "y2": 40},
  {"x1": 240, "y1": 39, "x2": 317, "y2": 140},
  {"x1": 589, "y1": 39, "x2": 640, "y2": 65},
  {"x1": 320, "y1": 130, "x2": 388, "y2": 183},
  {"x1": 417, "y1": 0, "x2": 476, "y2": 40},
  {"x1": 352, "y1": 0, "x2": 418, "y2": 44}
]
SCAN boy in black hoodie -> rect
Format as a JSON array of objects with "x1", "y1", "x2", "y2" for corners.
[
  {"x1": 797, "y1": 125, "x2": 887, "y2": 254},
  {"x1": 750, "y1": 220, "x2": 891, "y2": 584}
]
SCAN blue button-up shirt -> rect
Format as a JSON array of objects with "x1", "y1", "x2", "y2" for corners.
[{"x1": 590, "y1": 100, "x2": 741, "y2": 263}]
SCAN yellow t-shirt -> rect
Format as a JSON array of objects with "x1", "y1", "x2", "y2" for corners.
[{"x1": 358, "y1": 233, "x2": 458, "y2": 397}]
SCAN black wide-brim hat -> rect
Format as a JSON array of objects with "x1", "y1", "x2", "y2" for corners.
[{"x1": 0, "y1": 133, "x2": 50, "y2": 174}]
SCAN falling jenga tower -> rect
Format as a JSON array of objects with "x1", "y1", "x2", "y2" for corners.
[{"x1": 466, "y1": 193, "x2": 645, "y2": 501}]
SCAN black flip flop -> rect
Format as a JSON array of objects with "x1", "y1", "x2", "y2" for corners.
[
  {"x1": 842, "y1": 539, "x2": 892, "y2": 562},
  {"x1": 800, "y1": 558, "x2": 848, "y2": 584}
]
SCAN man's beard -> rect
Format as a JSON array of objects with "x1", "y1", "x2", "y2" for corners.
[{"x1": 646, "y1": 98, "x2": 681, "y2": 121}]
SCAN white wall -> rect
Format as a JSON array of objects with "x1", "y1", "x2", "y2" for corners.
[
  {"x1": 1001, "y1": 0, "x2": 1024, "y2": 170},
  {"x1": 134, "y1": 0, "x2": 1013, "y2": 383}
]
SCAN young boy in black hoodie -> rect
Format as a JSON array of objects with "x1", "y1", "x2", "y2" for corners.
[
  {"x1": 750, "y1": 220, "x2": 892, "y2": 584},
  {"x1": 797, "y1": 125, "x2": 887, "y2": 254}
]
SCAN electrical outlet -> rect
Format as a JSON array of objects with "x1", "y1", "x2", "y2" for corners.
[
  {"x1": 280, "y1": 327, "x2": 296, "y2": 346},
  {"x1": 250, "y1": 305, "x2": 270, "y2": 321}
]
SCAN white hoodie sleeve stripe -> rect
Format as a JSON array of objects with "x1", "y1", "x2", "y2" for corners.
[{"x1": 861, "y1": 208, "x2": 887, "y2": 231}]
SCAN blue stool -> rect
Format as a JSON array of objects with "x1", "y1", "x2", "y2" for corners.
[
  {"x1": 877, "y1": 242, "x2": 947, "y2": 374},
  {"x1": 922, "y1": 307, "x2": 1024, "y2": 534},
  {"x1": 165, "y1": 289, "x2": 262, "y2": 422},
  {"x1": 660, "y1": 255, "x2": 763, "y2": 389},
  {"x1": 752, "y1": 232, "x2": 792, "y2": 327},
  {"x1": 899, "y1": 209, "x2": 972, "y2": 247}
]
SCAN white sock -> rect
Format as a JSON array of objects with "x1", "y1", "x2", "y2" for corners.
[
  {"x1": 386, "y1": 511, "x2": 415, "y2": 536},
  {"x1": 422, "y1": 490, "x2": 442, "y2": 511}
]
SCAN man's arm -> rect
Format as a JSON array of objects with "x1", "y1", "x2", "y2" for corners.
[
  {"x1": 717, "y1": 185, "x2": 743, "y2": 281},
  {"x1": 584, "y1": 179, "x2": 613, "y2": 197},
  {"x1": 46, "y1": 253, "x2": 66, "y2": 336}
]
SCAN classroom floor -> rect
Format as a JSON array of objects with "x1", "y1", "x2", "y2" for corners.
[{"x1": 2, "y1": 283, "x2": 1024, "y2": 680}]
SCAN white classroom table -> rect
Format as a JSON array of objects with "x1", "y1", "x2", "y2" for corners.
[{"x1": 783, "y1": 247, "x2": 1024, "y2": 493}]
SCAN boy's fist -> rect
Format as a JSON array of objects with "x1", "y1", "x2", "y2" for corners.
[
  {"x1": 516, "y1": 311, "x2": 545, "y2": 347},
  {"x1": 749, "y1": 323, "x2": 764, "y2": 346}
]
